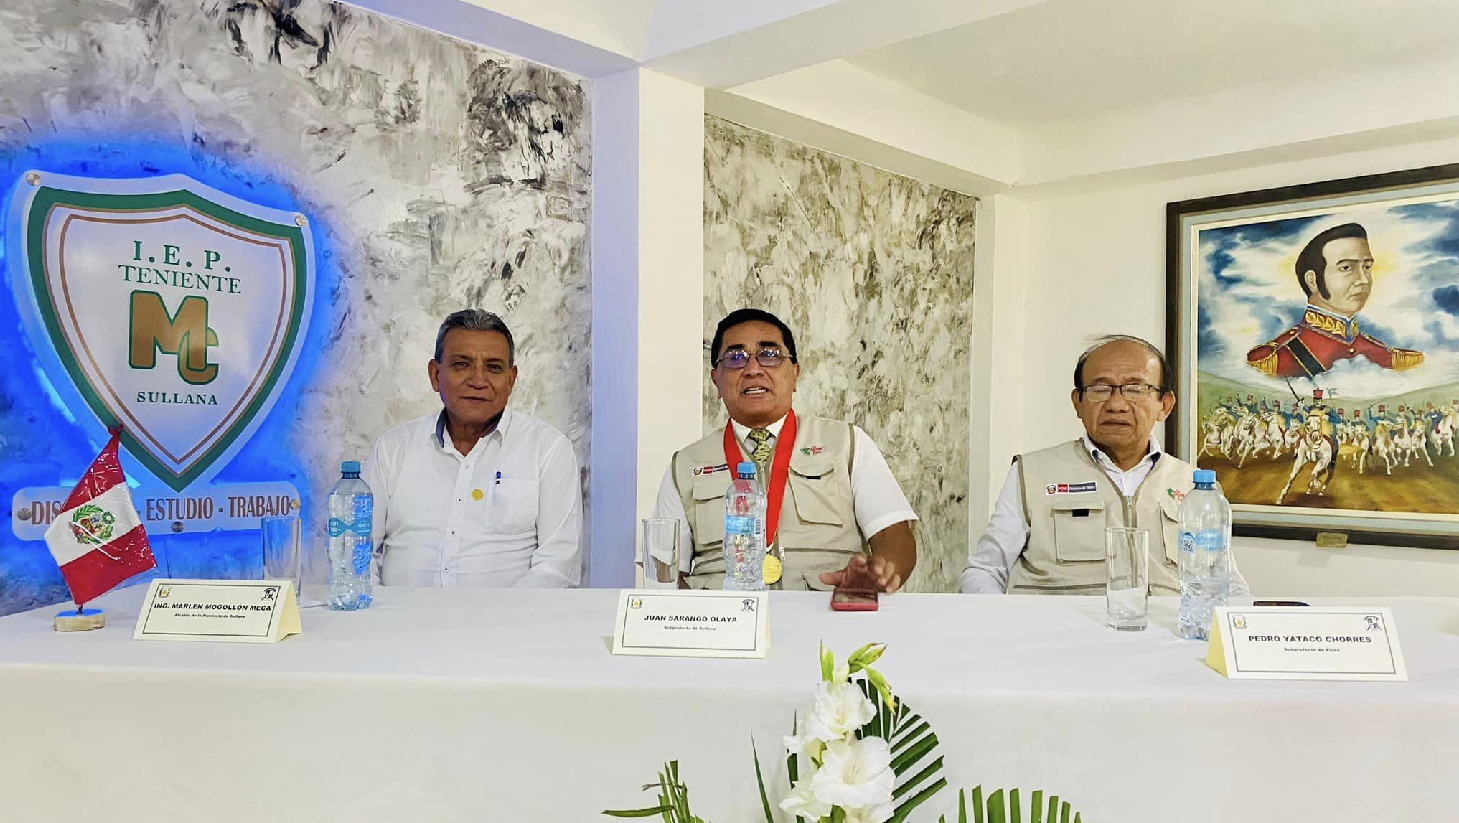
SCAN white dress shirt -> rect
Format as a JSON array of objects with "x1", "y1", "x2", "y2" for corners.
[
  {"x1": 364, "y1": 407, "x2": 582, "y2": 588},
  {"x1": 652, "y1": 414, "x2": 918, "y2": 572},
  {"x1": 959, "y1": 436, "x2": 1162, "y2": 595}
]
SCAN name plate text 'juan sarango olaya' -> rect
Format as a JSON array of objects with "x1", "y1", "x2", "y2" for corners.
[{"x1": 612, "y1": 590, "x2": 769, "y2": 658}]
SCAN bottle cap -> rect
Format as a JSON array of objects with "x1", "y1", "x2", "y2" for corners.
[
  {"x1": 1193, "y1": 469, "x2": 1216, "y2": 484},
  {"x1": 342, "y1": 460, "x2": 362, "y2": 474},
  {"x1": 736, "y1": 461, "x2": 756, "y2": 478}
]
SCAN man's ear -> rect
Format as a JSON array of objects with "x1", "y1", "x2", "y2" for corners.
[
  {"x1": 1303, "y1": 269, "x2": 1319, "y2": 295},
  {"x1": 1157, "y1": 391, "x2": 1177, "y2": 422}
]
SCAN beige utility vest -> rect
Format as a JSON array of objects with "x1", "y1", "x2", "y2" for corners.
[
  {"x1": 1008, "y1": 440, "x2": 1194, "y2": 596},
  {"x1": 673, "y1": 415, "x2": 866, "y2": 590}
]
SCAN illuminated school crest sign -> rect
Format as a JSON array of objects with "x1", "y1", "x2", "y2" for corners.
[{"x1": 7, "y1": 171, "x2": 314, "y2": 492}]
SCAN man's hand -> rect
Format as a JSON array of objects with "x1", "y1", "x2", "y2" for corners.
[
  {"x1": 818, "y1": 521, "x2": 916, "y2": 593},
  {"x1": 819, "y1": 553, "x2": 903, "y2": 593}
]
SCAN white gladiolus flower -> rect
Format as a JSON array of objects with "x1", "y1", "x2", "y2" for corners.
[
  {"x1": 779, "y1": 772, "x2": 833, "y2": 821},
  {"x1": 843, "y1": 802, "x2": 896, "y2": 823},
  {"x1": 803, "y1": 680, "x2": 876, "y2": 744},
  {"x1": 810, "y1": 737, "x2": 895, "y2": 820},
  {"x1": 782, "y1": 728, "x2": 825, "y2": 767}
]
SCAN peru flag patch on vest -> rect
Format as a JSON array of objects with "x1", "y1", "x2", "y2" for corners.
[{"x1": 1045, "y1": 482, "x2": 1097, "y2": 495}]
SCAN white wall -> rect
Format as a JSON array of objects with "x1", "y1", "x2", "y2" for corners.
[
  {"x1": 591, "y1": 69, "x2": 705, "y2": 588},
  {"x1": 968, "y1": 196, "x2": 1028, "y2": 543},
  {"x1": 1002, "y1": 135, "x2": 1459, "y2": 596}
]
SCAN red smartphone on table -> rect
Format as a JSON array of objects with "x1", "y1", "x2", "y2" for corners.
[{"x1": 830, "y1": 587, "x2": 879, "y2": 611}]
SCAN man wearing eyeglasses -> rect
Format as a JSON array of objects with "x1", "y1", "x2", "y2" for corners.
[
  {"x1": 653, "y1": 308, "x2": 918, "y2": 592},
  {"x1": 960, "y1": 335, "x2": 1248, "y2": 595}
]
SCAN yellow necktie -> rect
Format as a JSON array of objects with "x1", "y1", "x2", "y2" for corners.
[
  {"x1": 746, "y1": 427, "x2": 782, "y2": 585},
  {"x1": 747, "y1": 428, "x2": 773, "y2": 470}
]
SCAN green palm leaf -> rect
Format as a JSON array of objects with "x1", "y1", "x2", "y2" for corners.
[
  {"x1": 753, "y1": 739, "x2": 776, "y2": 823},
  {"x1": 947, "y1": 787, "x2": 1084, "y2": 823},
  {"x1": 854, "y1": 679, "x2": 947, "y2": 823},
  {"x1": 602, "y1": 761, "x2": 710, "y2": 823}
]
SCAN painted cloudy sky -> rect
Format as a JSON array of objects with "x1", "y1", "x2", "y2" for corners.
[{"x1": 1197, "y1": 196, "x2": 1459, "y2": 399}]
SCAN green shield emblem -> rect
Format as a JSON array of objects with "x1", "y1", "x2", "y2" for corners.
[{"x1": 7, "y1": 171, "x2": 314, "y2": 491}]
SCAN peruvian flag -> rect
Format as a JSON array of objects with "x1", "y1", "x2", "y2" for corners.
[{"x1": 43, "y1": 430, "x2": 156, "y2": 607}]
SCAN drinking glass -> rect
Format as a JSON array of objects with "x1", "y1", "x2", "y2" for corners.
[
  {"x1": 261, "y1": 514, "x2": 303, "y2": 599},
  {"x1": 640, "y1": 518, "x2": 680, "y2": 589},
  {"x1": 1105, "y1": 527, "x2": 1149, "y2": 631}
]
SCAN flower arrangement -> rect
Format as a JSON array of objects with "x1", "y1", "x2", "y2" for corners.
[
  {"x1": 773, "y1": 642, "x2": 940, "y2": 823},
  {"x1": 604, "y1": 643, "x2": 1084, "y2": 823}
]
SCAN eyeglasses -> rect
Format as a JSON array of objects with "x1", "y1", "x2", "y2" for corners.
[
  {"x1": 715, "y1": 347, "x2": 789, "y2": 369},
  {"x1": 1080, "y1": 382, "x2": 1163, "y2": 402}
]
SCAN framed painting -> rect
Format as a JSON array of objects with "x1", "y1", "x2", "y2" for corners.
[{"x1": 1167, "y1": 164, "x2": 1459, "y2": 547}]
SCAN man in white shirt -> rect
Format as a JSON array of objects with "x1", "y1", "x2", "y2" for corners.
[
  {"x1": 961, "y1": 335, "x2": 1248, "y2": 595},
  {"x1": 653, "y1": 309, "x2": 918, "y2": 592},
  {"x1": 364, "y1": 310, "x2": 582, "y2": 588}
]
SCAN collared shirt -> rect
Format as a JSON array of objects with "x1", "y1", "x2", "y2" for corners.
[
  {"x1": 364, "y1": 406, "x2": 582, "y2": 588},
  {"x1": 652, "y1": 413, "x2": 918, "y2": 572},
  {"x1": 959, "y1": 436, "x2": 1163, "y2": 594}
]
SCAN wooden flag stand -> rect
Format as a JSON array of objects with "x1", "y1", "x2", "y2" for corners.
[{"x1": 55, "y1": 606, "x2": 105, "y2": 632}]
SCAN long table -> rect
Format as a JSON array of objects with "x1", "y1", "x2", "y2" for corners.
[{"x1": 1, "y1": 587, "x2": 1455, "y2": 822}]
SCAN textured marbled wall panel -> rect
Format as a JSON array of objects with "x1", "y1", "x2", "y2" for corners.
[
  {"x1": 0, "y1": 0, "x2": 590, "y2": 613},
  {"x1": 703, "y1": 116, "x2": 974, "y2": 592}
]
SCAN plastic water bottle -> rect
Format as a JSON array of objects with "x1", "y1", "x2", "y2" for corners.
[
  {"x1": 723, "y1": 462, "x2": 766, "y2": 591},
  {"x1": 326, "y1": 460, "x2": 374, "y2": 611},
  {"x1": 1178, "y1": 469, "x2": 1231, "y2": 640}
]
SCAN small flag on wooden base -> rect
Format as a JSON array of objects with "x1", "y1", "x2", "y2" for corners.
[{"x1": 44, "y1": 429, "x2": 156, "y2": 631}]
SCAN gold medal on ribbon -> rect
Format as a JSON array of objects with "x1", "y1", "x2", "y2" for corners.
[{"x1": 762, "y1": 553, "x2": 783, "y2": 585}]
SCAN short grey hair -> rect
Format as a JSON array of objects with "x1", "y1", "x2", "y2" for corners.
[
  {"x1": 1073, "y1": 335, "x2": 1173, "y2": 395},
  {"x1": 433, "y1": 309, "x2": 515, "y2": 364}
]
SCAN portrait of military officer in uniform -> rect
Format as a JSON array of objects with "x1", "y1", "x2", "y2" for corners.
[
  {"x1": 1246, "y1": 223, "x2": 1423, "y2": 379},
  {"x1": 1177, "y1": 174, "x2": 1459, "y2": 534}
]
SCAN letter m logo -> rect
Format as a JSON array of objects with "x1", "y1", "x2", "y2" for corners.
[{"x1": 129, "y1": 292, "x2": 219, "y2": 384}]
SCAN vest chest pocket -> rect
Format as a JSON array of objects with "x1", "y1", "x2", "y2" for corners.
[
  {"x1": 1051, "y1": 501, "x2": 1107, "y2": 563},
  {"x1": 787, "y1": 456, "x2": 844, "y2": 522},
  {"x1": 784, "y1": 457, "x2": 851, "y2": 550},
  {"x1": 691, "y1": 476, "x2": 728, "y2": 549}
]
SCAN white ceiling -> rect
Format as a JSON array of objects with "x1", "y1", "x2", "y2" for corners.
[
  {"x1": 362, "y1": 0, "x2": 1459, "y2": 190},
  {"x1": 451, "y1": 0, "x2": 847, "y2": 64},
  {"x1": 849, "y1": 0, "x2": 1459, "y2": 128}
]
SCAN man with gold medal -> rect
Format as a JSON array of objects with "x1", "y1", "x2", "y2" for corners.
[{"x1": 652, "y1": 309, "x2": 919, "y2": 591}]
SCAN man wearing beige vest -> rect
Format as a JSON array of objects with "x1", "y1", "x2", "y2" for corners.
[
  {"x1": 652, "y1": 309, "x2": 918, "y2": 591},
  {"x1": 960, "y1": 335, "x2": 1248, "y2": 595}
]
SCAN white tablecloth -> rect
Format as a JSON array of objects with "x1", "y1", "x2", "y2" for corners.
[{"x1": 1, "y1": 587, "x2": 1455, "y2": 822}]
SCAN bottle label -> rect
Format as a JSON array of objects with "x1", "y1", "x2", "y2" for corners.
[
  {"x1": 725, "y1": 515, "x2": 756, "y2": 536},
  {"x1": 328, "y1": 498, "x2": 373, "y2": 538},
  {"x1": 1194, "y1": 530, "x2": 1225, "y2": 550},
  {"x1": 1179, "y1": 532, "x2": 1194, "y2": 554}
]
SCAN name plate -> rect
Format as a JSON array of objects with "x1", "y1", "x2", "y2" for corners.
[
  {"x1": 1206, "y1": 606, "x2": 1406, "y2": 681},
  {"x1": 134, "y1": 579, "x2": 301, "y2": 644},
  {"x1": 612, "y1": 590, "x2": 769, "y2": 659}
]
